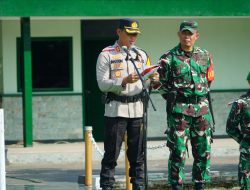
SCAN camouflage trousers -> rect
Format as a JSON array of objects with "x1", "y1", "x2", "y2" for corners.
[
  {"x1": 166, "y1": 112, "x2": 213, "y2": 185},
  {"x1": 239, "y1": 152, "x2": 250, "y2": 190}
]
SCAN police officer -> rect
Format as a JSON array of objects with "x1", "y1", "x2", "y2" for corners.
[
  {"x1": 226, "y1": 72, "x2": 250, "y2": 190},
  {"x1": 157, "y1": 20, "x2": 215, "y2": 190},
  {"x1": 96, "y1": 18, "x2": 158, "y2": 190}
]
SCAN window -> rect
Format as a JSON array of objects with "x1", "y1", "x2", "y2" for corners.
[{"x1": 17, "y1": 37, "x2": 73, "y2": 92}]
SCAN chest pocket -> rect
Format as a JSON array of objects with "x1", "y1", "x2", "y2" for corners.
[
  {"x1": 199, "y1": 64, "x2": 208, "y2": 81},
  {"x1": 242, "y1": 101, "x2": 250, "y2": 122},
  {"x1": 172, "y1": 62, "x2": 191, "y2": 87}
]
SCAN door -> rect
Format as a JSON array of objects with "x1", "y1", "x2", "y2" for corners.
[{"x1": 82, "y1": 20, "x2": 118, "y2": 141}]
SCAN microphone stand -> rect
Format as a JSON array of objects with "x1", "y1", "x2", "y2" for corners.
[{"x1": 122, "y1": 46, "x2": 156, "y2": 190}]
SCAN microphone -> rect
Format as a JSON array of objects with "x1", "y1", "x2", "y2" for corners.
[
  {"x1": 122, "y1": 45, "x2": 139, "y2": 54},
  {"x1": 131, "y1": 46, "x2": 140, "y2": 55},
  {"x1": 121, "y1": 46, "x2": 130, "y2": 54},
  {"x1": 131, "y1": 46, "x2": 141, "y2": 61},
  {"x1": 122, "y1": 46, "x2": 140, "y2": 60},
  {"x1": 122, "y1": 46, "x2": 131, "y2": 61}
]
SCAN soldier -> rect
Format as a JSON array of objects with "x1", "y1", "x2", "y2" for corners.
[
  {"x1": 157, "y1": 20, "x2": 215, "y2": 190},
  {"x1": 96, "y1": 18, "x2": 158, "y2": 190},
  {"x1": 226, "y1": 72, "x2": 250, "y2": 190}
]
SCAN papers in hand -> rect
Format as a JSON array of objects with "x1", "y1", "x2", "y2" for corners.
[{"x1": 141, "y1": 65, "x2": 159, "y2": 80}]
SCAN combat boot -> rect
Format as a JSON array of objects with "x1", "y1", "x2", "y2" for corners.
[
  {"x1": 194, "y1": 183, "x2": 205, "y2": 190},
  {"x1": 171, "y1": 184, "x2": 183, "y2": 190},
  {"x1": 132, "y1": 183, "x2": 144, "y2": 190}
]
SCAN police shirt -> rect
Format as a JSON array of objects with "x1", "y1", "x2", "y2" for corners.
[{"x1": 96, "y1": 42, "x2": 150, "y2": 118}]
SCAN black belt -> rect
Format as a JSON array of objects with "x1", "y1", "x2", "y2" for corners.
[
  {"x1": 176, "y1": 95, "x2": 207, "y2": 104},
  {"x1": 107, "y1": 92, "x2": 144, "y2": 103}
]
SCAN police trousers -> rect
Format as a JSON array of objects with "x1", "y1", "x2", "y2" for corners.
[
  {"x1": 100, "y1": 116, "x2": 144, "y2": 187},
  {"x1": 166, "y1": 112, "x2": 213, "y2": 185}
]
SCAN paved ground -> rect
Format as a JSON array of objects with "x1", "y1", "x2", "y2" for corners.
[{"x1": 5, "y1": 138, "x2": 241, "y2": 189}]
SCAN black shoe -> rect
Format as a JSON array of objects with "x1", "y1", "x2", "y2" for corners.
[
  {"x1": 171, "y1": 184, "x2": 183, "y2": 190},
  {"x1": 102, "y1": 186, "x2": 114, "y2": 190},
  {"x1": 132, "y1": 183, "x2": 144, "y2": 190},
  {"x1": 194, "y1": 183, "x2": 205, "y2": 190}
]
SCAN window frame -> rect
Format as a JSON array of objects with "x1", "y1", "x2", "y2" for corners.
[{"x1": 16, "y1": 36, "x2": 73, "y2": 92}]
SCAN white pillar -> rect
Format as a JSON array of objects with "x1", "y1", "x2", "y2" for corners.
[{"x1": 0, "y1": 109, "x2": 6, "y2": 190}]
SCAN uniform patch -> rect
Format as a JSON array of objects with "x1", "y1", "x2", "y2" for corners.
[
  {"x1": 146, "y1": 57, "x2": 151, "y2": 66},
  {"x1": 136, "y1": 62, "x2": 142, "y2": 69},
  {"x1": 111, "y1": 63, "x2": 124, "y2": 70},
  {"x1": 111, "y1": 59, "x2": 123, "y2": 64},
  {"x1": 206, "y1": 63, "x2": 214, "y2": 81},
  {"x1": 111, "y1": 55, "x2": 122, "y2": 60},
  {"x1": 114, "y1": 70, "x2": 122, "y2": 77}
]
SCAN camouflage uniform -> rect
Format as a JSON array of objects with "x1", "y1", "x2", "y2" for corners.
[
  {"x1": 226, "y1": 89, "x2": 250, "y2": 190},
  {"x1": 158, "y1": 44, "x2": 214, "y2": 186}
]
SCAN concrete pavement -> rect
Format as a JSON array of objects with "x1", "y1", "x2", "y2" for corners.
[
  {"x1": 5, "y1": 138, "x2": 240, "y2": 189},
  {"x1": 6, "y1": 138, "x2": 240, "y2": 164}
]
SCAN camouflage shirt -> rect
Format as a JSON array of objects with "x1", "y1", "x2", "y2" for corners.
[
  {"x1": 226, "y1": 90, "x2": 250, "y2": 154},
  {"x1": 158, "y1": 44, "x2": 214, "y2": 117}
]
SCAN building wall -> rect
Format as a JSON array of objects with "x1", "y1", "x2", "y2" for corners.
[
  {"x1": 1, "y1": 18, "x2": 249, "y2": 140},
  {"x1": 2, "y1": 91, "x2": 246, "y2": 141},
  {"x1": 2, "y1": 18, "x2": 249, "y2": 93},
  {"x1": 3, "y1": 95, "x2": 83, "y2": 141},
  {"x1": 2, "y1": 19, "x2": 82, "y2": 93},
  {"x1": 137, "y1": 17, "x2": 250, "y2": 90},
  {"x1": 1, "y1": 19, "x2": 84, "y2": 141}
]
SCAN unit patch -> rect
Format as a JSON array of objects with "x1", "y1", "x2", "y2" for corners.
[
  {"x1": 114, "y1": 71, "x2": 122, "y2": 77},
  {"x1": 111, "y1": 59, "x2": 123, "y2": 64},
  {"x1": 136, "y1": 62, "x2": 142, "y2": 69}
]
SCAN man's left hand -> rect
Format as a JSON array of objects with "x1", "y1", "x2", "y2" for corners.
[
  {"x1": 149, "y1": 72, "x2": 161, "y2": 89},
  {"x1": 149, "y1": 71, "x2": 159, "y2": 82}
]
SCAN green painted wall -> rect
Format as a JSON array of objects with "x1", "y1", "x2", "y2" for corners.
[
  {"x1": 0, "y1": 21, "x2": 3, "y2": 94},
  {"x1": 0, "y1": 0, "x2": 250, "y2": 16}
]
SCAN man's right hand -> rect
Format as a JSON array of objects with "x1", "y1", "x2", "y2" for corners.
[{"x1": 122, "y1": 72, "x2": 139, "y2": 86}]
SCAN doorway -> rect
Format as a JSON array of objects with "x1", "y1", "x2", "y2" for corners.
[{"x1": 82, "y1": 20, "x2": 118, "y2": 141}]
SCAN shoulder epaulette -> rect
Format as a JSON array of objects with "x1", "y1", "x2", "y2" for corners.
[
  {"x1": 135, "y1": 47, "x2": 147, "y2": 56},
  {"x1": 102, "y1": 46, "x2": 115, "y2": 52},
  {"x1": 160, "y1": 51, "x2": 172, "y2": 59},
  {"x1": 194, "y1": 46, "x2": 209, "y2": 54},
  {"x1": 165, "y1": 51, "x2": 172, "y2": 56}
]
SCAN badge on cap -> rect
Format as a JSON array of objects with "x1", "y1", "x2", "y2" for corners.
[{"x1": 131, "y1": 22, "x2": 138, "y2": 28}]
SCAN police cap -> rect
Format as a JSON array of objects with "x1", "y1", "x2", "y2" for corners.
[
  {"x1": 179, "y1": 20, "x2": 198, "y2": 33},
  {"x1": 119, "y1": 18, "x2": 141, "y2": 34}
]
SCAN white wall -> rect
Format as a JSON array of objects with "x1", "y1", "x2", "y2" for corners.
[
  {"x1": 2, "y1": 18, "x2": 250, "y2": 93},
  {"x1": 2, "y1": 19, "x2": 82, "y2": 93},
  {"x1": 137, "y1": 17, "x2": 250, "y2": 90}
]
